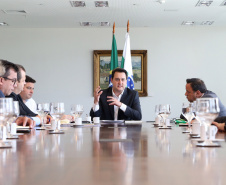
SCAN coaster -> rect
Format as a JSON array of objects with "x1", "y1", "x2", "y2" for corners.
[
  {"x1": 190, "y1": 134, "x2": 200, "y2": 138},
  {"x1": 179, "y1": 123, "x2": 189, "y2": 127},
  {"x1": 0, "y1": 141, "x2": 12, "y2": 148},
  {"x1": 36, "y1": 127, "x2": 46, "y2": 130},
  {"x1": 182, "y1": 131, "x2": 191, "y2": 133},
  {"x1": 159, "y1": 126, "x2": 172, "y2": 129},
  {"x1": 71, "y1": 124, "x2": 84, "y2": 127},
  {"x1": 49, "y1": 130, "x2": 64, "y2": 134},
  {"x1": 153, "y1": 123, "x2": 160, "y2": 127},
  {"x1": 7, "y1": 135, "x2": 19, "y2": 139},
  {"x1": 189, "y1": 133, "x2": 198, "y2": 136},
  {"x1": 196, "y1": 141, "x2": 221, "y2": 147}
]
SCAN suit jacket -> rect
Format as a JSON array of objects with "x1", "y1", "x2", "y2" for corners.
[
  {"x1": 7, "y1": 92, "x2": 37, "y2": 117},
  {"x1": 202, "y1": 90, "x2": 226, "y2": 118},
  {"x1": 90, "y1": 87, "x2": 142, "y2": 120},
  {"x1": 181, "y1": 90, "x2": 226, "y2": 120},
  {"x1": 0, "y1": 90, "x2": 5, "y2": 98}
]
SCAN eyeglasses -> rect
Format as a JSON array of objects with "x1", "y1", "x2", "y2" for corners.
[{"x1": 2, "y1": 77, "x2": 17, "y2": 85}]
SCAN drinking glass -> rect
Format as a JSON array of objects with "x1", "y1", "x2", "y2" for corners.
[
  {"x1": 196, "y1": 98, "x2": 220, "y2": 147},
  {"x1": 71, "y1": 104, "x2": 84, "y2": 119},
  {"x1": 158, "y1": 104, "x2": 171, "y2": 128},
  {"x1": 13, "y1": 101, "x2": 20, "y2": 117},
  {"x1": 37, "y1": 103, "x2": 50, "y2": 130},
  {"x1": 155, "y1": 105, "x2": 159, "y2": 116},
  {"x1": 6, "y1": 101, "x2": 20, "y2": 139},
  {"x1": 42, "y1": 103, "x2": 50, "y2": 123},
  {"x1": 182, "y1": 103, "x2": 196, "y2": 133},
  {"x1": 154, "y1": 105, "x2": 161, "y2": 126},
  {"x1": 0, "y1": 98, "x2": 14, "y2": 148},
  {"x1": 49, "y1": 102, "x2": 65, "y2": 134}
]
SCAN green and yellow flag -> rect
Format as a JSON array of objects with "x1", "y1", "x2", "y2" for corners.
[{"x1": 109, "y1": 22, "x2": 118, "y2": 87}]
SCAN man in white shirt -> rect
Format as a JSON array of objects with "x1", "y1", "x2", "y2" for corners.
[
  {"x1": 20, "y1": 75, "x2": 72, "y2": 122},
  {"x1": 20, "y1": 75, "x2": 37, "y2": 113}
]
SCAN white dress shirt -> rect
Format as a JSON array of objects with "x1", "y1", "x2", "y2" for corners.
[
  {"x1": 24, "y1": 98, "x2": 41, "y2": 125},
  {"x1": 25, "y1": 98, "x2": 38, "y2": 114},
  {"x1": 93, "y1": 90, "x2": 127, "y2": 120}
]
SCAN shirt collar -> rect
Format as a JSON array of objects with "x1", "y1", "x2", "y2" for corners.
[{"x1": 112, "y1": 89, "x2": 124, "y2": 99}]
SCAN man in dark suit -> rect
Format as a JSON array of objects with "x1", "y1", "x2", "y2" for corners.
[
  {"x1": 0, "y1": 60, "x2": 35, "y2": 128},
  {"x1": 7, "y1": 64, "x2": 42, "y2": 127},
  {"x1": 185, "y1": 78, "x2": 226, "y2": 118},
  {"x1": 90, "y1": 68, "x2": 142, "y2": 120}
]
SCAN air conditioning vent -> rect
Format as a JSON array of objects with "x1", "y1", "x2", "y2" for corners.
[
  {"x1": 80, "y1": 22, "x2": 92, "y2": 26},
  {"x1": 201, "y1": 21, "x2": 214, "y2": 25},
  {"x1": 2, "y1": 10, "x2": 27, "y2": 14},
  {"x1": 196, "y1": 0, "x2": 213, "y2": 7},
  {"x1": 70, "y1": 1, "x2": 86, "y2": 7},
  {"x1": 220, "y1": 0, "x2": 226, "y2": 6}
]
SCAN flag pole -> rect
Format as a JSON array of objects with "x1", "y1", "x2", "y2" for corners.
[{"x1": 127, "y1": 20, "x2": 129, "y2": 33}]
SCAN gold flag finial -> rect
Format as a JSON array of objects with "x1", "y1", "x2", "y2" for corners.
[
  {"x1": 113, "y1": 22, "x2": 115, "y2": 34},
  {"x1": 127, "y1": 20, "x2": 129, "y2": 33}
]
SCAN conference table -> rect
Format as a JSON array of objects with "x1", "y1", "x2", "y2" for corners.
[{"x1": 1, "y1": 122, "x2": 226, "y2": 185}]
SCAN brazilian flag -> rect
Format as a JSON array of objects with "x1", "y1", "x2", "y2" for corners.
[{"x1": 109, "y1": 34, "x2": 118, "y2": 87}]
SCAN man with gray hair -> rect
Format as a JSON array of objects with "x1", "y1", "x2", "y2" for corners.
[
  {"x1": 0, "y1": 59, "x2": 35, "y2": 128},
  {"x1": 0, "y1": 60, "x2": 18, "y2": 97}
]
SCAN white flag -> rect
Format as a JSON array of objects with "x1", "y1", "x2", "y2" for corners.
[{"x1": 121, "y1": 33, "x2": 134, "y2": 90}]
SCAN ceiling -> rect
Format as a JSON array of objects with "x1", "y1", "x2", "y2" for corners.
[{"x1": 0, "y1": 0, "x2": 226, "y2": 28}]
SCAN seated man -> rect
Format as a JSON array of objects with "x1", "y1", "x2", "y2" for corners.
[
  {"x1": 20, "y1": 75, "x2": 37, "y2": 113},
  {"x1": 90, "y1": 68, "x2": 142, "y2": 120},
  {"x1": 0, "y1": 60, "x2": 35, "y2": 128},
  {"x1": 184, "y1": 78, "x2": 226, "y2": 119},
  {"x1": 20, "y1": 75, "x2": 65, "y2": 123},
  {"x1": 20, "y1": 75, "x2": 73, "y2": 123},
  {"x1": 6, "y1": 64, "x2": 42, "y2": 126}
]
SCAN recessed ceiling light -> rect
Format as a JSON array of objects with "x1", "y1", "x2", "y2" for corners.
[
  {"x1": 100, "y1": 22, "x2": 110, "y2": 26},
  {"x1": 0, "y1": 22, "x2": 8, "y2": 26},
  {"x1": 80, "y1": 22, "x2": 92, "y2": 26},
  {"x1": 95, "y1": 1, "x2": 109, "y2": 7},
  {"x1": 182, "y1": 21, "x2": 195, "y2": 25},
  {"x1": 70, "y1": 1, "x2": 86, "y2": 7},
  {"x1": 196, "y1": 0, "x2": 213, "y2": 7},
  {"x1": 201, "y1": 21, "x2": 214, "y2": 25},
  {"x1": 156, "y1": 0, "x2": 166, "y2": 4}
]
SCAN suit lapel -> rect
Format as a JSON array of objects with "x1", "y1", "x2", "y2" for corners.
[
  {"x1": 120, "y1": 88, "x2": 128, "y2": 105},
  {"x1": 17, "y1": 94, "x2": 26, "y2": 111},
  {"x1": 107, "y1": 88, "x2": 114, "y2": 119}
]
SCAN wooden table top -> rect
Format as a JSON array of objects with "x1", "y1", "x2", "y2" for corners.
[{"x1": 1, "y1": 122, "x2": 226, "y2": 185}]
